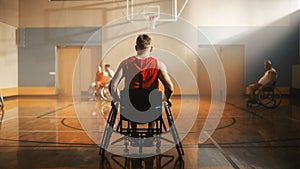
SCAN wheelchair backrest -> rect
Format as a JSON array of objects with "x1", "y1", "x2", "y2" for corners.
[{"x1": 120, "y1": 89, "x2": 162, "y2": 124}]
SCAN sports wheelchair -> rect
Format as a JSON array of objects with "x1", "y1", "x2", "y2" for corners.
[
  {"x1": 246, "y1": 83, "x2": 282, "y2": 108},
  {"x1": 99, "y1": 89, "x2": 184, "y2": 160},
  {"x1": 87, "y1": 82, "x2": 112, "y2": 102}
]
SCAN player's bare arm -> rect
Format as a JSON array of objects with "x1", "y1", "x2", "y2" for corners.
[
  {"x1": 158, "y1": 60, "x2": 174, "y2": 100},
  {"x1": 109, "y1": 62, "x2": 124, "y2": 102}
]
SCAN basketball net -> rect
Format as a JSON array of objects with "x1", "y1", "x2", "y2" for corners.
[{"x1": 145, "y1": 14, "x2": 159, "y2": 29}]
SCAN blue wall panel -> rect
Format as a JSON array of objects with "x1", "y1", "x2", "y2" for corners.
[{"x1": 18, "y1": 27, "x2": 101, "y2": 86}]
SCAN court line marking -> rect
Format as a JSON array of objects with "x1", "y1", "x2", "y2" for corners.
[
  {"x1": 204, "y1": 131, "x2": 240, "y2": 169},
  {"x1": 0, "y1": 130, "x2": 102, "y2": 132},
  {"x1": 283, "y1": 116, "x2": 300, "y2": 123},
  {"x1": 226, "y1": 102, "x2": 264, "y2": 118},
  {"x1": 36, "y1": 104, "x2": 74, "y2": 118},
  {"x1": 226, "y1": 101, "x2": 300, "y2": 123},
  {"x1": 1, "y1": 116, "x2": 16, "y2": 123},
  {"x1": 0, "y1": 137, "x2": 96, "y2": 146},
  {"x1": 61, "y1": 118, "x2": 83, "y2": 131}
]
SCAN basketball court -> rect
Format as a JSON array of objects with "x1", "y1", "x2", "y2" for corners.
[
  {"x1": 0, "y1": 95, "x2": 299, "y2": 168},
  {"x1": 0, "y1": 0, "x2": 300, "y2": 168}
]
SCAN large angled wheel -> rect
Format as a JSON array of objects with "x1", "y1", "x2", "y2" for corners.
[
  {"x1": 100, "y1": 87, "x2": 113, "y2": 102},
  {"x1": 258, "y1": 87, "x2": 282, "y2": 108},
  {"x1": 246, "y1": 89, "x2": 260, "y2": 108},
  {"x1": 0, "y1": 95, "x2": 4, "y2": 111}
]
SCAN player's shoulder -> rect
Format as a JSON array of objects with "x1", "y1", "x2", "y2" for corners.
[
  {"x1": 124, "y1": 56, "x2": 136, "y2": 61},
  {"x1": 269, "y1": 67, "x2": 277, "y2": 73},
  {"x1": 120, "y1": 56, "x2": 134, "y2": 64},
  {"x1": 157, "y1": 59, "x2": 167, "y2": 70}
]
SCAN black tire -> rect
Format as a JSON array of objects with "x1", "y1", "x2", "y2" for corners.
[
  {"x1": 246, "y1": 98, "x2": 260, "y2": 108},
  {"x1": 259, "y1": 87, "x2": 282, "y2": 108}
]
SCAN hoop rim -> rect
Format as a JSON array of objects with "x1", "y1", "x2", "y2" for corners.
[
  {"x1": 144, "y1": 14, "x2": 160, "y2": 21},
  {"x1": 145, "y1": 14, "x2": 159, "y2": 29}
]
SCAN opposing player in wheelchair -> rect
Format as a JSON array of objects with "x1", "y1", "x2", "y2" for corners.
[
  {"x1": 247, "y1": 59, "x2": 282, "y2": 108},
  {"x1": 88, "y1": 65, "x2": 114, "y2": 102}
]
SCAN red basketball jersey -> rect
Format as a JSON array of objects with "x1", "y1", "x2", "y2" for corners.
[{"x1": 123, "y1": 56, "x2": 159, "y2": 90}]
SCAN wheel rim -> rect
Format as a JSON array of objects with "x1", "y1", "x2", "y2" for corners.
[
  {"x1": 259, "y1": 87, "x2": 282, "y2": 108},
  {"x1": 101, "y1": 87, "x2": 112, "y2": 101}
]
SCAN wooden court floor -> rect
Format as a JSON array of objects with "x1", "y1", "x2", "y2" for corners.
[{"x1": 0, "y1": 95, "x2": 299, "y2": 169}]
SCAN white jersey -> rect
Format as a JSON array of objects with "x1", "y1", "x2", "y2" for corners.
[
  {"x1": 258, "y1": 67, "x2": 277, "y2": 86},
  {"x1": 107, "y1": 69, "x2": 115, "y2": 77}
]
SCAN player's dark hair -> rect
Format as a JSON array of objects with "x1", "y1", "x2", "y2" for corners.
[{"x1": 136, "y1": 34, "x2": 151, "y2": 50}]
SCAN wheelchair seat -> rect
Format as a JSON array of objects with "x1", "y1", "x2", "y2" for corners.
[{"x1": 261, "y1": 86, "x2": 274, "y2": 92}]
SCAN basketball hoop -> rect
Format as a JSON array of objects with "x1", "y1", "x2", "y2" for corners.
[{"x1": 145, "y1": 14, "x2": 159, "y2": 29}]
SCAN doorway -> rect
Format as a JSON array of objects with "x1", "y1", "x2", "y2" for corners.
[
  {"x1": 57, "y1": 46, "x2": 82, "y2": 97},
  {"x1": 57, "y1": 46, "x2": 102, "y2": 97},
  {"x1": 198, "y1": 45, "x2": 245, "y2": 97}
]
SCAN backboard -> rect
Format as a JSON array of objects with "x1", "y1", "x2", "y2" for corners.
[{"x1": 126, "y1": 0, "x2": 189, "y2": 22}]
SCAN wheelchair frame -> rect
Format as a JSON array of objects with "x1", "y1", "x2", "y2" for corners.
[
  {"x1": 0, "y1": 94, "x2": 4, "y2": 128},
  {"x1": 0, "y1": 94, "x2": 4, "y2": 111},
  {"x1": 99, "y1": 101, "x2": 184, "y2": 160},
  {"x1": 247, "y1": 85, "x2": 282, "y2": 109},
  {"x1": 87, "y1": 82, "x2": 112, "y2": 102}
]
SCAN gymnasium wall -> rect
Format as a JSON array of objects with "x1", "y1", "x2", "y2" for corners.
[
  {"x1": 18, "y1": 28, "x2": 101, "y2": 90},
  {"x1": 0, "y1": 23, "x2": 18, "y2": 88},
  {"x1": 0, "y1": 0, "x2": 299, "y2": 96},
  {"x1": 0, "y1": 0, "x2": 19, "y2": 27},
  {"x1": 0, "y1": 0, "x2": 19, "y2": 96},
  {"x1": 192, "y1": 0, "x2": 300, "y2": 94},
  {"x1": 19, "y1": 0, "x2": 107, "y2": 27},
  {"x1": 198, "y1": 11, "x2": 299, "y2": 88}
]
